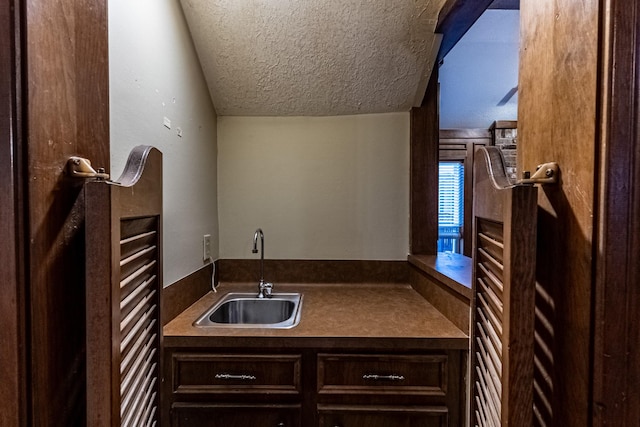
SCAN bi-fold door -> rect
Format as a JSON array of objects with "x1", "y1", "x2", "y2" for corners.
[
  {"x1": 85, "y1": 146, "x2": 163, "y2": 427},
  {"x1": 470, "y1": 147, "x2": 538, "y2": 426}
]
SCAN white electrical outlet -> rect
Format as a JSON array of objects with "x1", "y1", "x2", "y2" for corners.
[{"x1": 203, "y1": 234, "x2": 211, "y2": 261}]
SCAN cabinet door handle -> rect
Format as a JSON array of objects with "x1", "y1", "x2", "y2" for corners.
[
  {"x1": 214, "y1": 373, "x2": 257, "y2": 381},
  {"x1": 362, "y1": 374, "x2": 405, "y2": 381}
]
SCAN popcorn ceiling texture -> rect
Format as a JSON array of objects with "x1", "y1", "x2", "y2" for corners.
[{"x1": 180, "y1": 0, "x2": 445, "y2": 116}]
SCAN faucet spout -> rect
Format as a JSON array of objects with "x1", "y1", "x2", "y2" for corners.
[{"x1": 252, "y1": 228, "x2": 272, "y2": 297}]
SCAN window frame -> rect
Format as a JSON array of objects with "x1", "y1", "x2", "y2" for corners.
[
  {"x1": 437, "y1": 160, "x2": 465, "y2": 253},
  {"x1": 438, "y1": 131, "x2": 490, "y2": 257}
]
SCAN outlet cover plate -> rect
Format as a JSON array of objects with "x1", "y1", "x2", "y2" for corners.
[{"x1": 203, "y1": 234, "x2": 211, "y2": 261}]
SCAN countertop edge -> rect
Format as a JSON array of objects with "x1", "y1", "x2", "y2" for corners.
[
  {"x1": 163, "y1": 335, "x2": 469, "y2": 350},
  {"x1": 408, "y1": 253, "x2": 473, "y2": 299}
]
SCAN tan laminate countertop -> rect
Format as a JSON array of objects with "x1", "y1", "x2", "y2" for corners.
[{"x1": 163, "y1": 282, "x2": 469, "y2": 350}]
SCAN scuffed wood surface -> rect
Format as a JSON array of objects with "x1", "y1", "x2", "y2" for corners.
[{"x1": 518, "y1": 0, "x2": 599, "y2": 425}]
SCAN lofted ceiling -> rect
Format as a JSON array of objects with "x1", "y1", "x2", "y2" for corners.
[
  {"x1": 439, "y1": 9, "x2": 519, "y2": 128},
  {"x1": 179, "y1": 0, "x2": 447, "y2": 116}
]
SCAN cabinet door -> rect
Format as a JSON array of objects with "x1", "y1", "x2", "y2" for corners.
[
  {"x1": 172, "y1": 403, "x2": 301, "y2": 427},
  {"x1": 318, "y1": 405, "x2": 448, "y2": 427}
]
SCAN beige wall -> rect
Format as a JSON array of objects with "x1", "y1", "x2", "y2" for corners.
[
  {"x1": 109, "y1": 0, "x2": 219, "y2": 286},
  {"x1": 217, "y1": 113, "x2": 410, "y2": 260}
]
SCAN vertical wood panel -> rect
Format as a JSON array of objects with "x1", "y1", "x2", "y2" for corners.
[
  {"x1": 24, "y1": 0, "x2": 109, "y2": 424},
  {"x1": 518, "y1": 0, "x2": 599, "y2": 425},
  {"x1": 592, "y1": 0, "x2": 640, "y2": 425},
  {"x1": 0, "y1": 0, "x2": 28, "y2": 425},
  {"x1": 410, "y1": 68, "x2": 439, "y2": 255}
]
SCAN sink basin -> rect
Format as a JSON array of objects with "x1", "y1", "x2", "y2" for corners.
[{"x1": 193, "y1": 292, "x2": 303, "y2": 328}]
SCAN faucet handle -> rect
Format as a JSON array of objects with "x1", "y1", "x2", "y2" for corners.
[
  {"x1": 263, "y1": 282, "x2": 273, "y2": 297},
  {"x1": 259, "y1": 282, "x2": 273, "y2": 298}
]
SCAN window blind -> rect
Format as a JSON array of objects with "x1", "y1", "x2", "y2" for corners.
[{"x1": 438, "y1": 162, "x2": 464, "y2": 227}]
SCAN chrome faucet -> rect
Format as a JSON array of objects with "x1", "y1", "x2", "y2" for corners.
[{"x1": 252, "y1": 228, "x2": 273, "y2": 298}]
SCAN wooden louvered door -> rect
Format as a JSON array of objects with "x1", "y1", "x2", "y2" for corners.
[
  {"x1": 470, "y1": 147, "x2": 537, "y2": 426},
  {"x1": 85, "y1": 146, "x2": 163, "y2": 427}
]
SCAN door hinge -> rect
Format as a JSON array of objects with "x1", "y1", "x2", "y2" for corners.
[
  {"x1": 518, "y1": 162, "x2": 559, "y2": 185},
  {"x1": 66, "y1": 156, "x2": 110, "y2": 180}
]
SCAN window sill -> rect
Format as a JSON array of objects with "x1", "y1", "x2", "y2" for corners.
[{"x1": 408, "y1": 253, "x2": 472, "y2": 300}]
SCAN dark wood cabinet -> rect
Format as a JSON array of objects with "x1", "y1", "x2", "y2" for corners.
[
  {"x1": 171, "y1": 353, "x2": 301, "y2": 396},
  {"x1": 317, "y1": 353, "x2": 448, "y2": 397},
  {"x1": 163, "y1": 349, "x2": 463, "y2": 426},
  {"x1": 164, "y1": 351, "x2": 304, "y2": 426},
  {"x1": 318, "y1": 405, "x2": 448, "y2": 427},
  {"x1": 316, "y1": 353, "x2": 459, "y2": 426},
  {"x1": 172, "y1": 403, "x2": 301, "y2": 427}
]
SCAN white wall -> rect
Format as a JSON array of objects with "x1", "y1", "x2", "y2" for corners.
[
  {"x1": 439, "y1": 10, "x2": 519, "y2": 128},
  {"x1": 218, "y1": 113, "x2": 409, "y2": 260},
  {"x1": 109, "y1": 0, "x2": 219, "y2": 286}
]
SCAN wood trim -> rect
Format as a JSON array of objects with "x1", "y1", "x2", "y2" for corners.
[
  {"x1": 440, "y1": 128, "x2": 492, "y2": 140},
  {"x1": 163, "y1": 263, "x2": 215, "y2": 326},
  {"x1": 24, "y1": 0, "x2": 110, "y2": 423},
  {"x1": 0, "y1": 0, "x2": 28, "y2": 425},
  {"x1": 487, "y1": 0, "x2": 520, "y2": 10},
  {"x1": 435, "y1": 0, "x2": 495, "y2": 63},
  {"x1": 410, "y1": 68, "x2": 439, "y2": 255},
  {"x1": 592, "y1": 0, "x2": 640, "y2": 424},
  {"x1": 488, "y1": 120, "x2": 518, "y2": 130}
]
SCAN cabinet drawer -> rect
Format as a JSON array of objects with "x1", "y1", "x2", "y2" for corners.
[
  {"x1": 317, "y1": 354, "x2": 447, "y2": 396},
  {"x1": 318, "y1": 404, "x2": 448, "y2": 427},
  {"x1": 172, "y1": 403, "x2": 301, "y2": 427},
  {"x1": 172, "y1": 353, "x2": 301, "y2": 395}
]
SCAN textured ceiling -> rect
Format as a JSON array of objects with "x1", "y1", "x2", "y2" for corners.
[{"x1": 180, "y1": 0, "x2": 446, "y2": 116}]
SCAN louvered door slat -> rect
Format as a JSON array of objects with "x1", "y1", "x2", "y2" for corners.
[
  {"x1": 120, "y1": 275, "x2": 156, "y2": 310},
  {"x1": 86, "y1": 146, "x2": 163, "y2": 427},
  {"x1": 120, "y1": 260, "x2": 157, "y2": 289},
  {"x1": 121, "y1": 289, "x2": 157, "y2": 332},
  {"x1": 121, "y1": 329, "x2": 156, "y2": 377},
  {"x1": 478, "y1": 293, "x2": 502, "y2": 336},
  {"x1": 121, "y1": 307, "x2": 157, "y2": 352}
]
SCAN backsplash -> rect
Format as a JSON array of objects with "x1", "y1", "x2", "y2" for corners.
[{"x1": 217, "y1": 259, "x2": 409, "y2": 284}]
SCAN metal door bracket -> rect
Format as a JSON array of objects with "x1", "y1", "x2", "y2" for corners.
[
  {"x1": 66, "y1": 157, "x2": 110, "y2": 180},
  {"x1": 518, "y1": 162, "x2": 559, "y2": 185}
]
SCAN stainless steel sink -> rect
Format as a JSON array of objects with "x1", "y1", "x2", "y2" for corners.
[{"x1": 193, "y1": 292, "x2": 303, "y2": 328}]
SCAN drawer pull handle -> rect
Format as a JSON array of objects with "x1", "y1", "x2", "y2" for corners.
[
  {"x1": 362, "y1": 374, "x2": 405, "y2": 381},
  {"x1": 215, "y1": 373, "x2": 257, "y2": 381}
]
